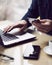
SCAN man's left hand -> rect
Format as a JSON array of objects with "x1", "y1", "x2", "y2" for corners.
[{"x1": 32, "y1": 19, "x2": 52, "y2": 33}]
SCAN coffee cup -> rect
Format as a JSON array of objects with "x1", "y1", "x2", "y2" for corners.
[{"x1": 49, "y1": 40, "x2": 52, "y2": 49}]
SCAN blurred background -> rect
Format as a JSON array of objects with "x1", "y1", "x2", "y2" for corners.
[{"x1": 0, "y1": 0, "x2": 32, "y2": 22}]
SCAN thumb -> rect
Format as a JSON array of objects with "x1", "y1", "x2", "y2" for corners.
[{"x1": 40, "y1": 19, "x2": 46, "y2": 23}]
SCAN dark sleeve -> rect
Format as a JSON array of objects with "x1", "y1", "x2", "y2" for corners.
[{"x1": 22, "y1": 0, "x2": 39, "y2": 27}]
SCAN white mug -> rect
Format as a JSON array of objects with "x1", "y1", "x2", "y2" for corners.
[{"x1": 49, "y1": 40, "x2": 52, "y2": 49}]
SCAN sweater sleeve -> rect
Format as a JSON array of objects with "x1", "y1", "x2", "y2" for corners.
[{"x1": 22, "y1": 0, "x2": 39, "y2": 27}]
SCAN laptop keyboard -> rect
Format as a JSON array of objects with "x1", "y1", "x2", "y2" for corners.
[{"x1": 1, "y1": 33, "x2": 18, "y2": 42}]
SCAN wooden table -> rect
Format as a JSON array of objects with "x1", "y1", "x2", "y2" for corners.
[{"x1": 0, "y1": 20, "x2": 52, "y2": 65}]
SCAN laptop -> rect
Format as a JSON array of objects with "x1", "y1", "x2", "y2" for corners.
[{"x1": 0, "y1": 29, "x2": 36, "y2": 47}]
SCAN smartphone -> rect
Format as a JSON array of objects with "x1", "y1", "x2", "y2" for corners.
[
  {"x1": 32, "y1": 19, "x2": 41, "y2": 23},
  {"x1": 23, "y1": 45, "x2": 41, "y2": 60}
]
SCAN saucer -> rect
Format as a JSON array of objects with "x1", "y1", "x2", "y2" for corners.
[{"x1": 43, "y1": 46, "x2": 52, "y2": 55}]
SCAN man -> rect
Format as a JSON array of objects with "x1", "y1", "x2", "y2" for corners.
[{"x1": 4, "y1": 0, "x2": 52, "y2": 35}]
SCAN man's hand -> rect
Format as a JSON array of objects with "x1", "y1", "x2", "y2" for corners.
[
  {"x1": 4, "y1": 20, "x2": 28, "y2": 33},
  {"x1": 32, "y1": 19, "x2": 52, "y2": 33}
]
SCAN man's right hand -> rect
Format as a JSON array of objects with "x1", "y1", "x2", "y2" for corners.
[{"x1": 4, "y1": 20, "x2": 28, "y2": 33}]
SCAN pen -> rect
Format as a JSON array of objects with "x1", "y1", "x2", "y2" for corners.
[{"x1": 0, "y1": 54, "x2": 14, "y2": 60}]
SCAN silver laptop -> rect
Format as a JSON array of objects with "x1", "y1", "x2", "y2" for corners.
[{"x1": 0, "y1": 29, "x2": 36, "y2": 47}]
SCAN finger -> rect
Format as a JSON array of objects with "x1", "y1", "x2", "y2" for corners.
[
  {"x1": 32, "y1": 22, "x2": 42, "y2": 28},
  {"x1": 41, "y1": 22, "x2": 51, "y2": 25},
  {"x1": 37, "y1": 26, "x2": 48, "y2": 33},
  {"x1": 41, "y1": 23, "x2": 52, "y2": 31},
  {"x1": 40, "y1": 19, "x2": 50, "y2": 23},
  {"x1": 40, "y1": 19, "x2": 46, "y2": 23},
  {"x1": 40, "y1": 19, "x2": 52, "y2": 23},
  {"x1": 7, "y1": 26, "x2": 13, "y2": 32},
  {"x1": 4, "y1": 26, "x2": 11, "y2": 33}
]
